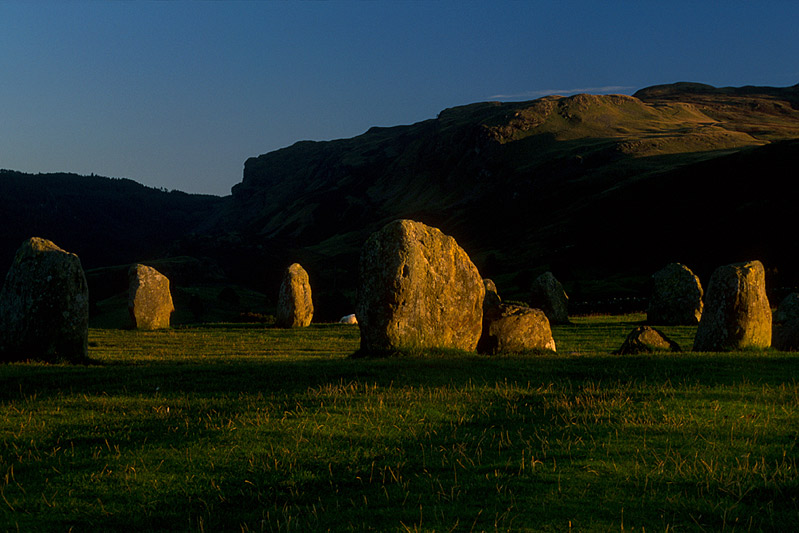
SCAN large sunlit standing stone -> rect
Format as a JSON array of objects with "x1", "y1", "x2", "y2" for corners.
[
  {"x1": 693, "y1": 260, "x2": 771, "y2": 351},
  {"x1": 128, "y1": 264, "x2": 175, "y2": 330},
  {"x1": 356, "y1": 219, "x2": 484, "y2": 354}
]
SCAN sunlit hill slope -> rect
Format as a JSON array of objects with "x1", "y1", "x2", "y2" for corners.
[{"x1": 185, "y1": 82, "x2": 799, "y2": 317}]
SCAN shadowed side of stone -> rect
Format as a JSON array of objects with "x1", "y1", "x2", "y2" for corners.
[
  {"x1": 693, "y1": 260, "x2": 771, "y2": 351},
  {"x1": 356, "y1": 219, "x2": 484, "y2": 354},
  {"x1": 773, "y1": 293, "x2": 799, "y2": 351},
  {"x1": 647, "y1": 263, "x2": 703, "y2": 325},
  {"x1": 529, "y1": 272, "x2": 570, "y2": 325},
  {"x1": 614, "y1": 325, "x2": 681, "y2": 355},
  {"x1": 0, "y1": 237, "x2": 89, "y2": 363},
  {"x1": 483, "y1": 279, "x2": 502, "y2": 310},
  {"x1": 276, "y1": 263, "x2": 314, "y2": 328},
  {"x1": 128, "y1": 264, "x2": 174, "y2": 330}
]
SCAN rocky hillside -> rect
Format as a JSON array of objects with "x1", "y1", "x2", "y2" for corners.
[{"x1": 181, "y1": 82, "x2": 799, "y2": 317}]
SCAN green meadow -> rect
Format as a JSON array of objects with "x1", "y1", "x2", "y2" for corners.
[{"x1": 1, "y1": 315, "x2": 797, "y2": 531}]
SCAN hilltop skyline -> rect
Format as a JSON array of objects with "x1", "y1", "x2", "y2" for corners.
[{"x1": 2, "y1": 1, "x2": 798, "y2": 196}]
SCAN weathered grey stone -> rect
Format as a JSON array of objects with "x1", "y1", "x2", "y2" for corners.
[
  {"x1": 693, "y1": 260, "x2": 771, "y2": 351},
  {"x1": 614, "y1": 325, "x2": 681, "y2": 355},
  {"x1": 477, "y1": 304, "x2": 556, "y2": 354},
  {"x1": 529, "y1": 272, "x2": 569, "y2": 324},
  {"x1": 356, "y1": 220, "x2": 484, "y2": 353},
  {"x1": 647, "y1": 263, "x2": 703, "y2": 325},
  {"x1": 128, "y1": 264, "x2": 174, "y2": 330},
  {"x1": 773, "y1": 293, "x2": 799, "y2": 351},
  {"x1": 276, "y1": 263, "x2": 313, "y2": 328},
  {"x1": 0, "y1": 238, "x2": 89, "y2": 363}
]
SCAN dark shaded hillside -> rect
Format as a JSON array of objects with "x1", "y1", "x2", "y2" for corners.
[
  {"x1": 0, "y1": 170, "x2": 224, "y2": 269},
  {"x1": 550, "y1": 139, "x2": 799, "y2": 293}
]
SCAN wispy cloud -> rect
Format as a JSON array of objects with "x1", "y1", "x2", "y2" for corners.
[{"x1": 489, "y1": 85, "x2": 637, "y2": 100}]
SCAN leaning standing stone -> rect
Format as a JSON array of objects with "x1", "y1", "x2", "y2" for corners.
[
  {"x1": 529, "y1": 272, "x2": 570, "y2": 324},
  {"x1": 483, "y1": 278, "x2": 502, "y2": 311},
  {"x1": 128, "y1": 264, "x2": 175, "y2": 330},
  {"x1": 356, "y1": 219, "x2": 485, "y2": 353},
  {"x1": 647, "y1": 263, "x2": 703, "y2": 325},
  {"x1": 276, "y1": 263, "x2": 314, "y2": 328},
  {"x1": 693, "y1": 260, "x2": 771, "y2": 351},
  {"x1": 0, "y1": 237, "x2": 89, "y2": 363},
  {"x1": 477, "y1": 304, "x2": 556, "y2": 354}
]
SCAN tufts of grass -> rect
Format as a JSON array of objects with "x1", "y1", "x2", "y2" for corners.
[{"x1": 0, "y1": 317, "x2": 797, "y2": 531}]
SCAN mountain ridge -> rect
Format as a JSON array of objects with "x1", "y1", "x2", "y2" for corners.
[
  {"x1": 3, "y1": 81, "x2": 798, "y2": 320},
  {"x1": 200, "y1": 81, "x2": 799, "y2": 316}
]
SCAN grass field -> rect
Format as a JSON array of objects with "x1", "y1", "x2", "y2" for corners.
[{"x1": 1, "y1": 315, "x2": 797, "y2": 531}]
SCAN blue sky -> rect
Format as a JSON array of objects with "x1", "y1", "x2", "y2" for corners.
[{"x1": 1, "y1": 1, "x2": 798, "y2": 196}]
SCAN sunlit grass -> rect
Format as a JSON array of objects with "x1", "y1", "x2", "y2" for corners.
[{"x1": 1, "y1": 318, "x2": 797, "y2": 531}]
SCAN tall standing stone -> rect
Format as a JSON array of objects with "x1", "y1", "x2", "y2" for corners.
[
  {"x1": 356, "y1": 219, "x2": 485, "y2": 353},
  {"x1": 529, "y1": 271, "x2": 570, "y2": 324},
  {"x1": 128, "y1": 264, "x2": 174, "y2": 330},
  {"x1": 276, "y1": 263, "x2": 314, "y2": 328},
  {"x1": 693, "y1": 260, "x2": 771, "y2": 351},
  {"x1": 647, "y1": 263, "x2": 703, "y2": 325},
  {"x1": 0, "y1": 238, "x2": 89, "y2": 363}
]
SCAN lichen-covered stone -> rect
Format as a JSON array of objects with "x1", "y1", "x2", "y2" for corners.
[
  {"x1": 693, "y1": 260, "x2": 771, "y2": 351},
  {"x1": 614, "y1": 325, "x2": 681, "y2": 355},
  {"x1": 529, "y1": 272, "x2": 569, "y2": 325},
  {"x1": 276, "y1": 263, "x2": 313, "y2": 328},
  {"x1": 0, "y1": 237, "x2": 89, "y2": 363},
  {"x1": 773, "y1": 293, "x2": 799, "y2": 351},
  {"x1": 647, "y1": 263, "x2": 703, "y2": 325},
  {"x1": 356, "y1": 220, "x2": 484, "y2": 353},
  {"x1": 128, "y1": 264, "x2": 174, "y2": 330},
  {"x1": 477, "y1": 304, "x2": 556, "y2": 354}
]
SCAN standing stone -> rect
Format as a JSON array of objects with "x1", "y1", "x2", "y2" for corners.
[
  {"x1": 128, "y1": 264, "x2": 174, "y2": 330},
  {"x1": 356, "y1": 219, "x2": 485, "y2": 353},
  {"x1": 693, "y1": 260, "x2": 771, "y2": 351},
  {"x1": 614, "y1": 326, "x2": 681, "y2": 355},
  {"x1": 647, "y1": 263, "x2": 703, "y2": 325},
  {"x1": 276, "y1": 263, "x2": 313, "y2": 328},
  {"x1": 483, "y1": 278, "x2": 502, "y2": 310},
  {"x1": 529, "y1": 272, "x2": 570, "y2": 324},
  {"x1": 477, "y1": 304, "x2": 556, "y2": 355},
  {"x1": 0, "y1": 238, "x2": 89, "y2": 363},
  {"x1": 773, "y1": 293, "x2": 799, "y2": 351}
]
